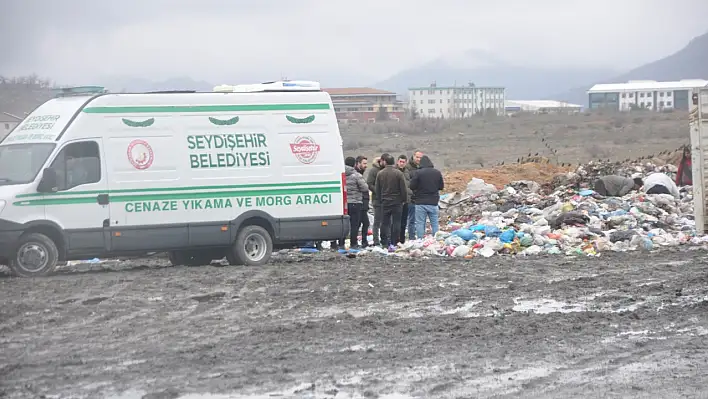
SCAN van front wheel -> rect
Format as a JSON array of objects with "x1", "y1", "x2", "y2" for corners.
[
  {"x1": 232, "y1": 225, "x2": 272, "y2": 266},
  {"x1": 9, "y1": 233, "x2": 60, "y2": 277}
]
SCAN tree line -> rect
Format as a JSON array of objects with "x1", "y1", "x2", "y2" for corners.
[{"x1": 0, "y1": 74, "x2": 55, "y2": 89}]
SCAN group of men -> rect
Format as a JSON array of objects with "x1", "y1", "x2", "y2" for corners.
[
  {"x1": 340, "y1": 150, "x2": 444, "y2": 250},
  {"x1": 594, "y1": 172, "x2": 680, "y2": 199}
]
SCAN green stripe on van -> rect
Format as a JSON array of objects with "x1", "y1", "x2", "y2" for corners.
[
  {"x1": 15, "y1": 181, "x2": 341, "y2": 198},
  {"x1": 83, "y1": 103, "x2": 330, "y2": 114},
  {"x1": 13, "y1": 186, "x2": 341, "y2": 206}
]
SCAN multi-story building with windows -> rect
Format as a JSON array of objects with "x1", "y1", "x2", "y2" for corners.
[
  {"x1": 587, "y1": 79, "x2": 708, "y2": 111},
  {"x1": 408, "y1": 83, "x2": 506, "y2": 118},
  {"x1": 322, "y1": 87, "x2": 405, "y2": 123}
]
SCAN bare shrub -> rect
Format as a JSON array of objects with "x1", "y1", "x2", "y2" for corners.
[
  {"x1": 611, "y1": 117, "x2": 626, "y2": 128},
  {"x1": 612, "y1": 137, "x2": 639, "y2": 145},
  {"x1": 342, "y1": 140, "x2": 360, "y2": 151},
  {"x1": 587, "y1": 144, "x2": 610, "y2": 159}
]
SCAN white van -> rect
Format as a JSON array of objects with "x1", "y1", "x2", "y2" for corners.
[{"x1": 0, "y1": 81, "x2": 349, "y2": 277}]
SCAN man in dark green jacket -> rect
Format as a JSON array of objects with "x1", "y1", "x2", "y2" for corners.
[
  {"x1": 375, "y1": 154, "x2": 408, "y2": 248},
  {"x1": 366, "y1": 154, "x2": 387, "y2": 246}
]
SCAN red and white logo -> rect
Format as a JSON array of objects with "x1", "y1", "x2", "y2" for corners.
[
  {"x1": 289, "y1": 136, "x2": 321, "y2": 164},
  {"x1": 127, "y1": 139, "x2": 154, "y2": 170}
]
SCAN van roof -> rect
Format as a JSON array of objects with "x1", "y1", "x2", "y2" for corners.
[
  {"x1": 213, "y1": 80, "x2": 321, "y2": 93},
  {"x1": 52, "y1": 81, "x2": 323, "y2": 98},
  {"x1": 53, "y1": 86, "x2": 107, "y2": 98}
]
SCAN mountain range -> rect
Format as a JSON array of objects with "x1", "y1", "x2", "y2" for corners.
[
  {"x1": 375, "y1": 31, "x2": 708, "y2": 105},
  {"x1": 2, "y1": 31, "x2": 707, "y2": 113},
  {"x1": 98, "y1": 31, "x2": 707, "y2": 107},
  {"x1": 552, "y1": 31, "x2": 708, "y2": 104},
  {"x1": 373, "y1": 50, "x2": 618, "y2": 104}
]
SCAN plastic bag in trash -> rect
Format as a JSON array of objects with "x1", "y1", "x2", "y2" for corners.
[
  {"x1": 610, "y1": 230, "x2": 638, "y2": 243},
  {"x1": 452, "y1": 228, "x2": 475, "y2": 241},
  {"x1": 484, "y1": 226, "x2": 502, "y2": 237},
  {"x1": 452, "y1": 245, "x2": 471, "y2": 257},
  {"x1": 444, "y1": 235, "x2": 466, "y2": 246},
  {"x1": 499, "y1": 229, "x2": 516, "y2": 243},
  {"x1": 465, "y1": 178, "x2": 497, "y2": 195}
]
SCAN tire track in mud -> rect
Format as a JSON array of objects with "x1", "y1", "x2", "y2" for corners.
[{"x1": 1, "y1": 251, "x2": 708, "y2": 398}]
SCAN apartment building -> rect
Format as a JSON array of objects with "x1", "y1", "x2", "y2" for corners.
[
  {"x1": 322, "y1": 87, "x2": 405, "y2": 123},
  {"x1": 408, "y1": 83, "x2": 506, "y2": 118},
  {"x1": 587, "y1": 79, "x2": 708, "y2": 111}
]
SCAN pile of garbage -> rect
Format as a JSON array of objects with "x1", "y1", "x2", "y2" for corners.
[
  {"x1": 551, "y1": 159, "x2": 680, "y2": 192},
  {"x1": 333, "y1": 158, "x2": 707, "y2": 258}
]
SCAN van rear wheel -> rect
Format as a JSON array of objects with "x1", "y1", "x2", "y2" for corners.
[
  {"x1": 231, "y1": 225, "x2": 272, "y2": 266},
  {"x1": 9, "y1": 233, "x2": 60, "y2": 277}
]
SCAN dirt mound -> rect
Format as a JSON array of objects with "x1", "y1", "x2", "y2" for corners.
[
  {"x1": 444, "y1": 162, "x2": 574, "y2": 193},
  {"x1": 443, "y1": 144, "x2": 689, "y2": 194}
]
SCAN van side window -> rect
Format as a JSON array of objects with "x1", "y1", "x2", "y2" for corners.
[{"x1": 49, "y1": 141, "x2": 101, "y2": 191}]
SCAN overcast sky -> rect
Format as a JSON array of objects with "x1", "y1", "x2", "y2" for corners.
[{"x1": 1, "y1": 0, "x2": 707, "y2": 86}]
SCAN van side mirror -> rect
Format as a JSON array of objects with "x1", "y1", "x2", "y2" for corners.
[{"x1": 37, "y1": 168, "x2": 58, "y2": 193}]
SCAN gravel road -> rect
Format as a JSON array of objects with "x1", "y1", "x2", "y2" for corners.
[{"x1": 2, "y1": 250, "x2": 708, "y2": 399}]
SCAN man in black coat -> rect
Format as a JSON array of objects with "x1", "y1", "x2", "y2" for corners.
[{"x1": 410, "y1": 155, "x2": 444, "y2": 238}]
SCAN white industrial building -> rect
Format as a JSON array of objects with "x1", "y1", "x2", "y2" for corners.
[
  {"x1": 505, "y1": 100, "x2": 582, "y2": 114},
  {"x1": 0, "y1": 112, "x2": 22, "y2": 139},
  {"x1": 408, "y1": 83, "x2": 506, "y2": 118},
  {"x1": 587, "y1": 79, "x2": 708, "y2": 112}
]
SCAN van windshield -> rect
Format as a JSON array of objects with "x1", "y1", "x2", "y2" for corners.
[{"x1": 0, "y1": 143, "x2": 56, "y2": 186}]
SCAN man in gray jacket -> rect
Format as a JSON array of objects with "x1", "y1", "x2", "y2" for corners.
[
  {"x1": 345, "y1": 156, "x2": 369, "y2": 248},
  {"x1": 594, "y1": 175, "x2": 643, "y2": 197}
]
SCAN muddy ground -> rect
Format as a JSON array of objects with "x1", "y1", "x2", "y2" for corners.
[{"x1": 1, "y1": 249, "x2": 708, "y2": 399}]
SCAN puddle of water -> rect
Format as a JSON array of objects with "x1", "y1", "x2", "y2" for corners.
[
  {"x1": 461, "y1": 365, "x2": 559, "y2": 395},
  {"x1": 512, "y1": 294, "x2": 650, "y2": 315},
  {"x1": 618, "y1": 330, "x2": 649, "y2": 336},
  {"x1": 512, "y1": 298, "x2": 587, "y2": 314},
  {"x1": 178, "y1": 395, "x2": 274, "y2": 399},
  {"x1": 175, "y1": 390, "x2": 414, "y2": 399},
  {"x1": 312, "y1": 300, "x2": 436, "y2": 320},
  {"x1": 671, "y1": 326, "x2": 708, "y2": 336},
  {"x1": 110, "y1": 379, "x2": 416, "y2": 399},
  {"x1": 603, "y1": 323, "x2": 708, "y2": 344},
  {"x1": 441, "y1": 300, "x2": 482, "y2": 317},
  {"x1": 661, "y1": 260, "x2": 692, "y2": 266},
  {"x1": 339, "y1": 344, "x2": 374, "y2": 352}
]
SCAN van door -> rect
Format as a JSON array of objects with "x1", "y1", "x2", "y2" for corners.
[{"x1": 44, "y1": 138, "x2": 110, "y2": 256}]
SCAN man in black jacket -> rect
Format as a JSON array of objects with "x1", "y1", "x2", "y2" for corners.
[
  {"x1": 374, "y1": 154, "x2": 408, "y2": 248},
  {"x1": 410, "y1": 155, "x2": 444, "y2": 238},
  {"x1": 355, "y1": 155, "x2": 370, "y2": 247}
]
